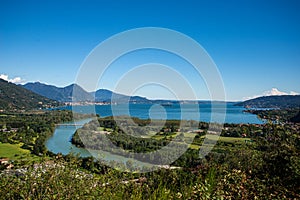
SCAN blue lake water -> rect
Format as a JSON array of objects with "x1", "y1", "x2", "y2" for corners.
[{"x1": 58, "y1": 103, "x2": 263, "y2": 124}]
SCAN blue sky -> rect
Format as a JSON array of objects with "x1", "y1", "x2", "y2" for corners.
[{"x1": 0, "y1": 0, "x2": 300, "y2": 100}]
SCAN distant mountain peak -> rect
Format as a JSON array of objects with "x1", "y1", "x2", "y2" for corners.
[
  {"x1": 243, "y1": 88, "x2": 299, "y2": 101},
  {"x1": 263, "y1": 88, "x2": 298, "y2": 96}
]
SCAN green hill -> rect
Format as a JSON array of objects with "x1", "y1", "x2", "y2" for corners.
[
  {"x1": 235, "y1": 95, "x2": 300, "y2": 108},
  {"x1": 0, "y1": 79, "x2": 59, "y2": 111}
]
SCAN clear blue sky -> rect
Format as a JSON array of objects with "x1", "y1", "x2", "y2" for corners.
[{"x1": 1, "y1": 0, "x2": 299, "y2": 100}]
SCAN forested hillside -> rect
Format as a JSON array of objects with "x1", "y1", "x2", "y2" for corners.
[
  {"x1": 235, "y1": 95, "x2": 300, "y2": 108},
  {"x1": 0, "y1": 79, "x2": 59, "y2": 111}
]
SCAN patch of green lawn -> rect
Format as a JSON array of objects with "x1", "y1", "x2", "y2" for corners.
[
  {"x1": 0, "y1": 143, "x2": 41, "y2": 163},
  {"x1": 0, "y1": 143, "x2": 30, "y2": 159},
  {"x1": 189, "y1": 144, "x2": 200, "y2": 150},
  {"x1": 202, "y1": 135, "x2": 249, "y2": 143},
  {"x1": 189, "y1": 135, "x2": 251, "y2": 150}
]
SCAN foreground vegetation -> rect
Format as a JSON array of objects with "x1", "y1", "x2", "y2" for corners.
[
  {"x1": 0, "y1": 109, "x2": 300, "y2": 199},
  {"x1": 246, "y1": 107, "x2": 300, "y2": 123}
]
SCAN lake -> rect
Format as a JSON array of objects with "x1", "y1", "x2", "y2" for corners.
[{"x1": 58, "y1": 103, "x2": 263, "y2": 124}]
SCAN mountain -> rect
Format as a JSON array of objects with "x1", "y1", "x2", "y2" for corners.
[
  {"x1": 235, "y1": 95, "x2": 300, "y2": 109},
  {"x1": 93, "y1": 89, "x2": 150, "y2": 103},
  {"x1": 23, "y1": 82, "x2": 150, "y2": 103},
  {"x1": 93, "y1": 89, "x2": 125, "y2": 102},
  {"x1": 23, "y1": 82, "x2": 93, "y2": 102},
  {"x1": 0, "y1": 79, "x2": 59, "y2": 111}
]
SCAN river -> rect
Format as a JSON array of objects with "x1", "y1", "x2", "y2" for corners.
[
  {"x1": 46, "y1": 118, "x2": 153, "y2": 167},
  {"x1": 46, "y1": 103, "x2": 263, "y2": 162}
]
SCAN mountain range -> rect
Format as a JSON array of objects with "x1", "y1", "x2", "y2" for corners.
[
  {"x1": 23, "y1": 82, "x2": 150, "y2": 103},
  {"x1": 1, "y1": 79, "x2": 299, "y2": 111},
  {"x1": 23, "y1": 82, "x2": 300, "y2": 109}
]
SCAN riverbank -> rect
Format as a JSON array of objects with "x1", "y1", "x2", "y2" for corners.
[{"x1": 46, "y1": 118, "x2": 161, "y2": 171}]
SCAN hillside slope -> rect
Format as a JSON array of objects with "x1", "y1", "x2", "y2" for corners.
[
  {"x1": 235, "y1": 95, "x2": 300, "y2": 108},
  {"x1": 0, "y1": 79, "x2": 59, "y2": 111}
]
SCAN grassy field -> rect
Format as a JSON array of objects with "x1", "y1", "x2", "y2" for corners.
[
  {"x1": 189, "y1": 135, "x2": 251, "y2": 150},
  {"x1": 207, "y1": 135, "x2": 250, "y2": 143},
  {"x1": 0, "y1": 143, "x2": 41, "y2": 164},
  {"x1": 0, "y1": 143, "x2": 30, "y2": 159},
  {"x1": 151, "y1": 131, "x2": 251, "y2": 150}
]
